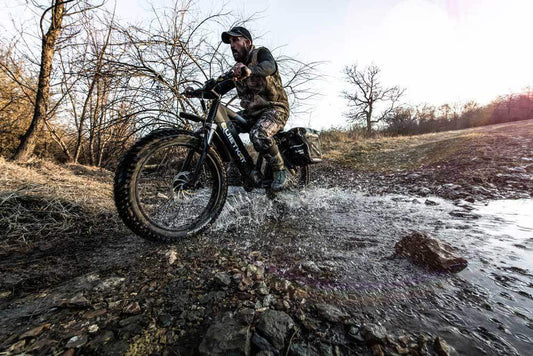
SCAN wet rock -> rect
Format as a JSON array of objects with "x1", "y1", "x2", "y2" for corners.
[
  {"x1": 315, "y1": 303, "x2": 349, "y2": 323},
  {"x1": 395, "y1": 232, "x2": 468, "y2": 272},
  {"x1": 290, "y1": 288, "x2": 308, "y2": 301},
  {"x1": 299, "y1": 316, "x2": 318, "y2": 333},
  {"x1": 360, "y1": 323, "x2": 387, "y2": 345},
  {"x1": 273, "y1": 279, "x2": 292, "y2": 292},
  {"x1": 288, "y1": 343, "x2": 308, "y2": 356},
  {"x1": 183, "y1": 306, "x2": 206, "y2": 322},
  {"x1": 61, "y1": 293, "x2": 90, "y2": 308},
  {"x1": 88, "y1": 330, "x2": 114, "y2": 346},
  {"x1": 246, "y1": 264, "x2": 265, "y2": 280},
  {"x1": 416, "y1": 187, "x2": 432, "y2": 196},
  {"x1": 198, "y1": 312, "x2": 251, "y2": 356},
  {"x1": 158, "y1": 313, "x2": 173, "y2": 327},
  {"x1": 347, "y1": 325, "x2": 364, "y2": 343},
  {"x1": 236, "y1": 308, "x2": 255, "y2": 325},
  {"x1": 61, "y1": 349, "x2": 75, "y2": 356},
  {"x1": 214, "y1": 272, "x2": 232, "y2": 287},
  {"x1": 371, "y1": 344, "x2": 384, "y2": 356},
  {"x1": 256, "y1": 310, "x2": 295, "y2": 350},
  {"x1": 263, "y1": 294, "x2": 277, "y2": 307},
  {"x1": 256, "y1": 351, "x2": 275, "y2": 356},
  {"x1": 442, "y1": 183, "x2": 461, "y2": 190},
  {"x1": 289, "y1": 343, "x2": 335, "y2": 356},
  {"x1": 19, "y1": 323, "x2": 51, "y2": 339},
  {"x1": 256, "y1": 281, "x2": 270, "y2": 295},
  {"x1": 123, "y1": 301, "x2": 141, "y2": 315},
  {"x1": 83, "y1": 308, "x2": 107, "y2": 319},
  {"x1": 252, "y1": 333, "x2": 277, "y2": 354},
  {"x1": 27, "y1": 338, "x2": 57, "y2": 352},
  {"x1": 317, "y1": 343, "x2": 335, "y2": 356},
  {"x1": 119, "y1": 314, "x2": 148, "y2": 327},
  {"x1": 300, "y1": 261, "x2": 322, "y2": 274},
  {"x1": 449, "y1": 210, "x2": 480, "y2": 219},
  {"x1": 8, "y1": 339, "x2": 26, "y2": 353},
  {"x1": 94, "y1": 277, "x2": 125, "y2": 292},
  {"x1": 434, "y1": 336, "x2": 451, "y2": 356},
  {"x1": 167, "y1": 249, "x2": 178, "y2": 264},
  {"x1": 65, "y1": 335, "x2": 88, "y2": 348}
]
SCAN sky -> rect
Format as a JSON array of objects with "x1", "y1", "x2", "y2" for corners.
[
  {"x1": 2, "y1": 0, "x2": 533, "y2": 129},
  {"x1": 114, "y1": 0, "x2": 533, "y2": 129}
]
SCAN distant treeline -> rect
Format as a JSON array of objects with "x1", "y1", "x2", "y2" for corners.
[{"x1": 383, "y1": 91, "x2": 533, "y2": 135}]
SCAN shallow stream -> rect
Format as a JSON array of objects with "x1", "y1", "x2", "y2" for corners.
[{"x1": 210, "y1": 187, "x2": 533, "y2": 355}]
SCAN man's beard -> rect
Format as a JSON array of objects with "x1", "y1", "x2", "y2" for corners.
[{"x1": 232, "y1": 46, "x2": 249, "y2": 62}]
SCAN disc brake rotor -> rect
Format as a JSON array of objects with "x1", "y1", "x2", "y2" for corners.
[{"x1": 171, "y1": 171, "x2": 196, "y2": 200}]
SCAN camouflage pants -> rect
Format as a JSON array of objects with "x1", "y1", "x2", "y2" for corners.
[
  {"x1": 247, "y1": 108, "x2": 288, "y2": 171},
  {"x1": 248, "y1": 108, "x2": 287, "y2": 152}
]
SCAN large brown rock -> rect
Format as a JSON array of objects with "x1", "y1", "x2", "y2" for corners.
[{"x1": 395, "y1": 232, "x2": 468, "y2": 272}]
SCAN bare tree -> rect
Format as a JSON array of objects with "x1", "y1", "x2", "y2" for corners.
[
  {"x1": 12, "y1": 0, "x2": 71, "y2": 161},
  {"x1": 107, "y1": 2, "x2": 322, "y2": 136},
  {"x1": 3, "y1": 1, "x2": 322, "y2": 164},
  {"x1": 342, "y1": 64, "x2": 404, "y2": 133},
  {"x1": 11, "y1": 0, "x2": 105, "y2": 161},
  {"x1": 277, "y1": 56, "x2": 323, "y2": 117},
  {"x1": 0, "y1": 50, "x2": 35, "y2": 156}
]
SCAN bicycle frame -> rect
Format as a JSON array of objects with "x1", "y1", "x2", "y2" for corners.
[{"x1": 184, "y1": 92, "x2": 259, "y2": 189}]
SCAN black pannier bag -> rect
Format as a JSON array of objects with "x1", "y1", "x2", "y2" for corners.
[{"x1": 279, "y1": 127, "x2": 322, "y2": 166}]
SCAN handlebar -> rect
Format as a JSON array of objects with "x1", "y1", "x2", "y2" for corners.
[
  {"x1": 182, "y1": 71, "x2": 233, "y2": 99},
  {"x1": 182, "y1": 68, "x2": 249, "y2": 99}
]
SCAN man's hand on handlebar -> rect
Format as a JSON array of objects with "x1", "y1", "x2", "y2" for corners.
[
  {"x1": 183, "y1": 86, "x2": 196, "y2": 98},
  {"x1": 232, "y1": 62, "x2": 251, "y2": 80}
]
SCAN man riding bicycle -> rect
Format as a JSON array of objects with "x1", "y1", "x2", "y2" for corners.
[{"x1": 214, "y1": 27, "x2": 290, "y2": 191}]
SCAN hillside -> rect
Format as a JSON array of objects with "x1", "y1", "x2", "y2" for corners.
[{"x1": 318, "y1": 119, "x2": 533, "y2": 200}]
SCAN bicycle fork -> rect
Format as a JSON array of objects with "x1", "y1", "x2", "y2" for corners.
[{"x1": 182, "y1": 122, "x2": 217, "y2": 189}]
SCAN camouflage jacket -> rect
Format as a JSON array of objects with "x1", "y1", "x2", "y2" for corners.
[{"x1": 215, "y1": 46, "x2": 289, "y2": 118}]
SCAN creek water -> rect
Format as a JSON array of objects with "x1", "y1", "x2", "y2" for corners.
[{"x1": 210, "y1": 186, "x2": 533, "y2": 355}]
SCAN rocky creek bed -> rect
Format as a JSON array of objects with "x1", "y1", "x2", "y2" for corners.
[{"x1": 1, "y1": 121, "x2": 532, "y2": 355}]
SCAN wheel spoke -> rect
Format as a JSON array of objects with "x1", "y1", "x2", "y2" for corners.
[{"x1": 135, "y1": 141, "x2": 217, "y2": 232}]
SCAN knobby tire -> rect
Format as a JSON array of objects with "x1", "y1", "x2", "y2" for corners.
[{"x1": 114, "y1": 129, "x2": 227, "y2": 242}]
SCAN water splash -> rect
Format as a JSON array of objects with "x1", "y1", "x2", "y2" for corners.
[{"x1": 207, "y1": 186, "x2": 533, "y2": 354}]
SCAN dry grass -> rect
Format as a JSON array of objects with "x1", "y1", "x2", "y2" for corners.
[
  {"x1": 321, "y1": 120, "x2": 533, "y2": 173},
  {"x1": 0, "y1": 157, "x2": 119, "y2": 246}
]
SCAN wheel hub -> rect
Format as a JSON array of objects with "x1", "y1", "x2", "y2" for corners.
[{"x1": 171, "y1": 171, "x2": 196, "y2": 200}]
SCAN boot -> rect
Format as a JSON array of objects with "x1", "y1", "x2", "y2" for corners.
[
  {"x1": 271, "y1": 168, "x2": 287, "y2": 192},
  {"x1": 264, "y1": 145, "x2": 287, "y2": 191},
  {"x1": 249, "y1": 169, "x2": 261, "y2": 186}
]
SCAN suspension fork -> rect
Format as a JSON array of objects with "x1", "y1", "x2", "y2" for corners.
[{"x1": 187, "y1": 100, "x2": 220, "y2": 187}]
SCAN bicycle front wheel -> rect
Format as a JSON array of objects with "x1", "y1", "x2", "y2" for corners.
[{"x1": 114, "y1": 129, "x2": 227, "y2": 242}]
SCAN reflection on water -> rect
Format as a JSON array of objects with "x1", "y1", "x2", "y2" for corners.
[
  {"x1": 209, "y1": 187, "x2": 533, "y2": 355},
  {"x1": 476, "y1": 199, "x2": 533, "y2": 271}
]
